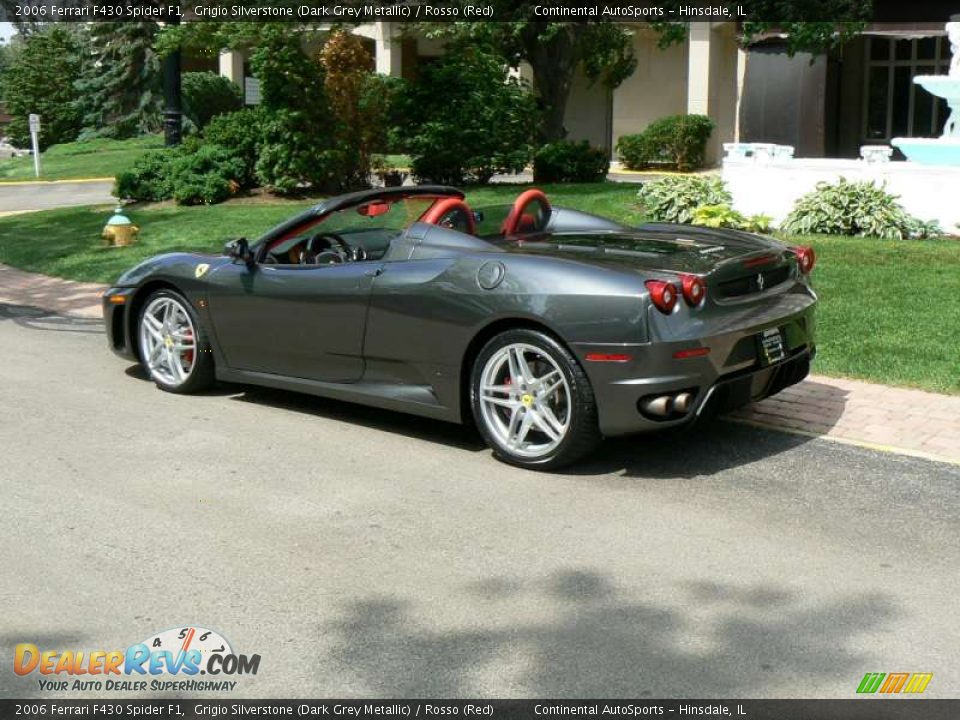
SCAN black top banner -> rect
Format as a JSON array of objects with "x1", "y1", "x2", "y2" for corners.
[
  {"x1": 1, "y1": 0, "x2": 958, "y2": 23},
  {"x1": 1, "y1": 700, "x2": 959, "y2": 720}
]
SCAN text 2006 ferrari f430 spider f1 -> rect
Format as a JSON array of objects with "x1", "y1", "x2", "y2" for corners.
[{"x1": 103, "y1": 185, "x2": 817, "y2": 469}]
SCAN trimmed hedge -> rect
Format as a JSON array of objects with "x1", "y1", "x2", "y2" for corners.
[
  {"x1": 617, "y1": 114, "x2": 715, "y2": 171},
  {"x1": 170, "y1": 145, "x2": 245, "y2": 205},
  {"x1": 114, "y1": 150, "x2": 179, "y2": 203},
  {"x1": 114, "y1": 143, "x2": 246, "y2": 205},
  {"x1": 533, "y1": 141, "x2": 609, "y2": 183},
  {"x1": 197, "y1": 107, "x2": 266, "y2": 189}
]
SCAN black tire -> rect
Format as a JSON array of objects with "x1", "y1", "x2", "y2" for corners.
[
  {"x1": 137, "y1": 288, "x2": 215, "y2": 394},
  {"x1": 470, "y1": 328, "x2": 601, "y2": 470}
]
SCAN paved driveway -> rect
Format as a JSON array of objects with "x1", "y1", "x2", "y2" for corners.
[
  {"x1": 0, "y1": 180, "x2": 113, "y2": 215},
  {"x1": 0, "y1": 303, "x2": 957, "y2": 699}
]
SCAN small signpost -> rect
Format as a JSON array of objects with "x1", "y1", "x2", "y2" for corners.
[{"x1": 28, "y1": 114, "x2": 41, "y2": 178}]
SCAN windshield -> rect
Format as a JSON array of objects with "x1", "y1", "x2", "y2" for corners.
[
  {"x1": 319, "y1": 197, "x2": 439, "y2": 235},
  {"x1": 263, "y1": 196, "x2": 448, "y2": 264}
]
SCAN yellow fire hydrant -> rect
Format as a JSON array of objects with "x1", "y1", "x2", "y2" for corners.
[{"x1": 102, "y1": 207, "x2": 139, "y2": 247}]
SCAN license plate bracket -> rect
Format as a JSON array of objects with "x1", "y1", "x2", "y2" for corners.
[{"x1": 758, "y1": 327, "x2": 786, "y2": 366}]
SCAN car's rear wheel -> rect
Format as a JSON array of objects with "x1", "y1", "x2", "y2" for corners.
[
  {"x1": 137, "y1": 289, "x2": 214, "y2": 394},
  {"x1": 471, "y1": 329, "x2": 601, "y2": 470}
]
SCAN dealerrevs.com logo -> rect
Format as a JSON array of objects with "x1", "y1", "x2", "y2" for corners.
[{"x1": 13, "y1": 626, "x2": 260, "y2": 693}]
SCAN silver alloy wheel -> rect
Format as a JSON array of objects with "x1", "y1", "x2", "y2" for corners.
[
  {"x1": 478, "y1": 342, "x2": 572, "y2": 459},
  {"x1": 139, "y1": 296, "x2": 197, "y2": 387}
]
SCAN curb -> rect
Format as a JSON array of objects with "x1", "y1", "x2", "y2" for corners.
[
  {"x1": 609, "y1": 168, "x2": 705, "y2": 177},
  {"x1": 726, "y1": 417, "x2": 960, "y2": 468},
  {"x1": 0, "y1": 177, "x2": 114, "y2": 186}
]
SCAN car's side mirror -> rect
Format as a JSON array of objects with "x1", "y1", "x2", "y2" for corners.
[{"x1": 224, "y1": 237, "x2": 254, "y2": 266}]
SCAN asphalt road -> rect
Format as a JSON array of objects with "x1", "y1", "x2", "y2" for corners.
[
  {"x1": 0, "y1": 180, "x2": 114, "y2": 215},
  {"x1": 1, "y1": 302, "x2": 958, "y2": 700}
]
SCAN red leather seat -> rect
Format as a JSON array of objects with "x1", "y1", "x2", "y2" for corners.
[
  {"x1": 501, "y1": 189, "x2": 552, "y2": 236},
  {"x1": 421, "y1": 198, "x2": 477, "y2": 235}
]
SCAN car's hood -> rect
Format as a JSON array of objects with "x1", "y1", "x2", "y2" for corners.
[{"x1": 501, "y1": 224, "x2": 786, "y2": 276}]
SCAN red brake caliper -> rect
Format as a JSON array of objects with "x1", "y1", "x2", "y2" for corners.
[{"x1": 183, "y1": 329, "x2": 194, "y2": 365}]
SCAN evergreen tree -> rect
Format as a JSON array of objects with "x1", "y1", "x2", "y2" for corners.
[
  {"x1": 0, "y1": 40, "x2": 17, "y2": 102},
  {"x1": 4, "y1": 25, "x2": 84, "y2": 149},
  {"x1": 77, "y1": 22, "x2": 163, "y2": 138}
]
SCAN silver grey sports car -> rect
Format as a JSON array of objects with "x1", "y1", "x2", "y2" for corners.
[{"x1": 103, "y1": 185, "x2": 817, "y2": 469}]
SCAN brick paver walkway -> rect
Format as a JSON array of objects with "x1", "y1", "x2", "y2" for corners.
[
  {"x1": 1, "y1": 262, "x2": 957, "y2": 465},
  {"x1": 0, "y1": 263, "x2": 105, "y2": 318},
  {"x1": 729, "y1": 376, "x2": 960, "y2": 464}
]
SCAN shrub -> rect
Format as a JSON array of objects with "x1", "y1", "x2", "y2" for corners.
[
  {"x1": 692, "y1": 204, "x2": 774, "y2": 233},
  {"x1": 636, "y1": 175, "x2": 731, "y2": 224},
  {"x1": 394, "y1": 44, "x2": 537, "y2": 185},
  {"x1": 169, "y1": 144, "x2": 246, "y2": 205},
  {"x1": 115, "y1": 143, "x2": 248, "y2": 205},
  {"x1": 782, "y1": 178, "x2": 941, "y2": 240},
  {"x1": 255, "y1": 109, "x2": 344, "y2": 194},
  {"x1": 182, "y1": 72, "x2": 242, "y2": 130},
  {"x1": 198, "y1": 108, "x2": 266, "y2": 189},
  {"x1": 245, "y1": 29, "x2": 340, "y2": 193},
  {"x1": 113, "y1": 149, "x2": 179, "y2": 202},
  {"x1": 617, "y1": 114, "x2": 715, "y2": 171},
  {"x1": 533, "y1": 141, "x2": 609, "y2": 183}
]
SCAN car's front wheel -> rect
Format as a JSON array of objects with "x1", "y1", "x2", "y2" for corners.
[
  {"x1": 471, "y1": 329, "x2": 601, "y2": 470},
  {"x1": 137, "y1": 289, "x2": 214, "y2": 394}
]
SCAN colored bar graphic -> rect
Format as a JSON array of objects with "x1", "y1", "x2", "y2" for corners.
[
  {"x1": 879, "y1": 672, "x2": 910, "y2": 693},
  {"x1": 857, "y1": 673, "x2": 886, "y2": 694},
  {"x1": 903, "y1": 673, "x2": 934, "y2": 694},
  {"x1": 856, "y1": 672, "x2": 933, "y2": 694}
]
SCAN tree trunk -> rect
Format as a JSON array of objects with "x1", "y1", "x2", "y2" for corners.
[{"x1": 525, "y1": 24, "x2": 584, "y2": 181}]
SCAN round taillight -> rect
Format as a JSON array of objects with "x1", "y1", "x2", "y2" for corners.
[
  {"x1": 680, "y1": 274, "x2": 707, "y2": 306},
  {"x1": 645, "y1": 279, "x2": 679, "y2": 314},
  {"x1": 794, "y1": 246, "x2": 816, "y2": 274}
]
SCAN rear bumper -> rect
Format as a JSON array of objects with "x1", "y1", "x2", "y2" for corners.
[
  {"x1": 580, "y1": 304, "x2": 816, "y2": 437},
  {"x1": 695, "y1": 347, "x2": 812, "y2": 420}
]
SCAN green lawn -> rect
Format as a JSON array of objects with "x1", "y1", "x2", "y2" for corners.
[
  {"x1": 798, "y1": 234, "x2": 960, "y2": 394},
  {"x1": 0, "y1": 182, "x2": 956, "y2": 394},
  {"x1": 0, "y1": 135, "x2": 163, "y2": 182}
]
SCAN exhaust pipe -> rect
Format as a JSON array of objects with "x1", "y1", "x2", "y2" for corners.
[
  {"x1": 673, "y1": 392, "x2": 694, "y2": 414},
  {"x1": 640, "y1": 395, "x2": 673, "y2": 417}
]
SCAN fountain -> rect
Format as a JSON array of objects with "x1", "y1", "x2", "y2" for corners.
[
  {"x1": 892, "y1": 19, "x2": 960, "y2": 165},
  {"x1": 722, "y1": 19, "x2": 960, "y2": 233}
]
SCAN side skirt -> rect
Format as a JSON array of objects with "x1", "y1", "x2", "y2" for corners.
[{"x1": 215, "y1": 367, "x2": 461, "y2": 424}]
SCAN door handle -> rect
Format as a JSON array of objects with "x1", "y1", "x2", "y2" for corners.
[{"x1": 364, "y1": 266, "x2": 385, "y2": 277}]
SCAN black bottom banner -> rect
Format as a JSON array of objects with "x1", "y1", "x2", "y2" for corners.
[{"x1": 0, "y1": 700, "x2": 958, "y2": 720}]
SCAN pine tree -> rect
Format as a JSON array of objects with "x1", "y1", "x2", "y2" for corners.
[
  {"x1": 77, "y1": 22, "x2": 163, "y2": 138},
  {"x1": 4, "y1": 26, "x2": 85, "y2": 149}
]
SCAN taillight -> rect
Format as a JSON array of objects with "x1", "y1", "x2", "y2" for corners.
[
  {"x1": 680, "y1": 274, "x2": 706, "y2": 306},
  {"x1": 793, "y1": 246, "x2": 816, "y2": 274},
  {"x1": 645, "y1": 280, "x2": 679, "y2": 314}
]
